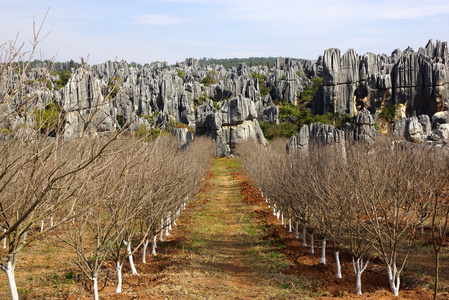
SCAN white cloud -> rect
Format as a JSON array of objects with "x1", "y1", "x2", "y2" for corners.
[{"x1": 129, "y1": 14, "x2": 188, "y2": 25}]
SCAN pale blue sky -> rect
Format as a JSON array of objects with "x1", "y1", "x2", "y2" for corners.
[{"x1": 1, "y1": 0, "x2": 449, "y2": 64}]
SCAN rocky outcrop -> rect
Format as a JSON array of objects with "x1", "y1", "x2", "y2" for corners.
[
  {"x1": 196, "y1": 96, "x2": 268, "y2": 157},
  {"x1": 61, "y1": 68, "x2": 117, "y2": 138},
  {"x1": 352, "y1": 109, "x2": 379, "y2": 144},
  {"x1": 286, "y1": 122, "x2": 345, "y2": 153},
  {"x1": 312, "y1": 39, "x2": 449, "y2": 120},
  {"x1": 171, "y1": 127, "x2": 194, "y2": 148}
]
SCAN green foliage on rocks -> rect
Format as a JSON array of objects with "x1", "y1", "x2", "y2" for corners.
[
  {"x1": 34, "y1": 102, "x2": 62, "y2": 135},
  {"x1": 251, "y1": 73, "x2": 270, "y2": 97},
  {"x1": 177, "y1": 70, "x2": 185, "y2": 78},
  {"x1": 260, "y1": 102, "x2": 354, "y2": 141},
  {"x1": 378, "y1": 104, "x2": 399, "y2": 122},
  {"x1": 54, "y1": 70, "x2": 72, "y2": 90},
  {"x1": 201, "y1": 76, "x2": 217, "y2": 86},
  {"x1": 297, "y1": 77, "x2": 323, "y2": 105}
]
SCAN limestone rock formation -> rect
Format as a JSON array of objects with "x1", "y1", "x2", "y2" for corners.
[
  {"x1": 312, "y1": 39, "x2": 449, "y2": 120},
  {"x1": 286, "y1": 122, "x2": 345, "y2": 153},
  {"x1": 353, "y1": 108, "x2": 379, "y2": 144},
  {"x1": 61, "y1": 67, "x2": 117, "y2": 138},
  {"x1": 196, "y1": 96, "x2": 268, "y2": 157}
]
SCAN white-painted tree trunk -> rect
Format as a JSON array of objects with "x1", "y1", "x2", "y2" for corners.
[
  {"x1": 276, "y1": 211, "x2": 281, "y2": 220},
  {"x1": 168, "y1": 215, "x2": 172, "y2": 231},
  {"x1": 115, "y1": 262, "x2": 123, "y2": 293},
  {"x1": 3, "y1": 229, "x2": 6, "y2": 249},
  {"x1": 320, "y1": 238, "x2": 326, "y2": 264},
  {"x1": 387, "y1": 264, "x2": 400, "y2": 296},
  {"x1": 352, "y1": 257, "x2": 369, "y2": 295},
  {"x1": 310, "y1": 233, "x2": 314, "y2": 254},
  {"x1": 302, "y1": 226, "x2": 307, "y2": 246},
  {"x1": 288, "y1": 218, "x2": 292, "y2": 233},
  {"x1": 40, "y1": 219, "x2": 44, "y2": 232},
  {"x1": 50, "y1": 216, "x2": 53, "y2": 227},
  {"x1": 151, "y1": 235, "x2": 157, "y2": 256},
  {"x1": 165, "y1": 217, "x2": 170, "y2": 237},
  {"x1": 173, "y1": 210, "x2": 178, "y2": 226},
  {"x1": 142, "y1": 238, "x2": 149, "y2": 263},
  {"x1": 295, "y1": 221, "x2": 299, "y2": 239},
  {"x1": 281, "y1": 213, "x2": 284, "y2": 225},
  {"x1": 272, "y1": 205, "x2": 276, "y2": 216},
  {"x1": 159, "y1": 218, "x2": 164, "y2": 242},
  {"x1": 93, "y1": 276, "x2": 99, "y2": 300},
  {"x1": 4, "y1": 261, "x2": 19, "y2": 300},
  {"x1": 126, "y1": 241, "x2": 138, "y2": 275},
  {"x1": 335, "y1": 249, "x2": 342, "y2": 279}
]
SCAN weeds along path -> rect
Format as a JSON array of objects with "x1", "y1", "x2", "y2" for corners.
[{"x1": 151, "y1": 157, "x2": 312, "y2": 299}]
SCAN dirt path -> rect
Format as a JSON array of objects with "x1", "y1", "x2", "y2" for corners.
[{"x1": 150, "y1": 157, "x2": 268, "y2": 299}]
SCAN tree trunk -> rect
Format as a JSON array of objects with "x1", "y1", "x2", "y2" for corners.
[
  {"x1": 310, "y1": 232, "x2": 314, "y2": 254},
  {"x1": 142, "y1": 238, "x2": 149, "y2": 263},
  {"x1": 115, "y1": 262, "x2": 123, "y2": 293},
  {"x1": 434, "y1": 250, "x2": 440, "y2": 300},
  {"x1": 288, "y1": 218, "x2": 292, "y2": 233},
  {"x1": 4, "y1": 260, "x2": 19, "y2": 300},
  {"x1": 302, "y1": 226, "x2": 307, "y2": 246},
  {"x1": 168, "y1": 215, "x2": 172, "y2": 231},
  {"x1": 165, "y1": 216, "x2": 170, "y2": 236},
  {"x1": 93, "y1": 276, "x2": 99, "y2": 300},
  {"x1": 387, "y1": 264, "x2": 400, "y2": 296},
  {"x1": 40, "y1": 219, "x2": 44, "y2": 232},
  {"x1": 295, "y1": 221, "x2": 299, "y2": 239},
  {"x1": 126, "y1": 241, "x2": 138, "y2": 275},
  {"x1": 3, "y1": 229, "x2": 6, "y2": 249},
  {"x1": 281, "y1": 213, "x2": 284, "y2": 225},
  {"x1": 355, "y1": 268, "x2": 362, "y2": 295},
  {"x1": 151, "y1": 235, "x2": 157, "y2": 256},
  {"x1": 159, "y1": 218, "x2": 164, "y2": 242},
  {"x1": 320, "y1": 238, "x2": 326, "y2": 264},
  {"x1": 335, "y1": 249, "x2": 342, "y2": 279},
  {"x1": 352, "y1": 257, "x2": 369, "y2": 295}
]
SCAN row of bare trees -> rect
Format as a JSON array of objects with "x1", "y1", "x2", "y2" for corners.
[
  {"x1": 0, "y1": 133, "x2": 214, "y2": 300},
  {"x1": 238, "y1": 138, "x2": 449, "y2": 298},
  {"x1": 0, "y1": 16, "x2": 215, "y2": 299}
]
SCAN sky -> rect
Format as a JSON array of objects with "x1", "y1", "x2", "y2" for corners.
[{"x1": 1, "y1": 0, "x2": 449, "y2": 65}]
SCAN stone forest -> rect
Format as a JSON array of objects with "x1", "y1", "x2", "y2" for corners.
[{"x1": 1, "y1": 36, "x2": 449, "y2": 299}]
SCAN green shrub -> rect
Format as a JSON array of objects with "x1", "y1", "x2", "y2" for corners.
[
  {"x1": 378, "y1": 104, "x2": 398, "y2": 121},
  {"x1": 261, "y1": 103, "x2": 353, "y2": 140},
  {"x1": 53, "y1": 70, "x2": 72, "y2": 90},
  {"x1": 252, "y1": 73, "x2": 270, "y2": 97},
  {"x1": 133, "y1": 125, "x2": 165, "y2": 142},
  {"x1": 34, "y1": 102, "x2": 61, "y2": 135},
  {"x1": 177, "y1": 70, "x2": 185, "y2": 78},
  {"x1": 201, "y1": 76, "x2": 217, "y2": 86},
  {"x1": 116, "y1": 115, "x2": 125, "y2": 127},
  {"x1": 105, "y1": 77, "x2": 122, "y2": 99},
  {"x1": 297, "y1": 77, "x2": 323, "y2": 105}
]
